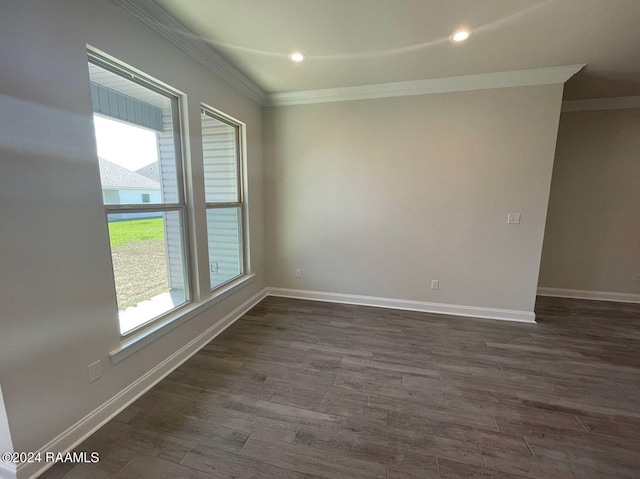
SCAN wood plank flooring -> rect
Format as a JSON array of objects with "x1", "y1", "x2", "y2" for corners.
[{"x1": 40, "y1": 296, "x2": 640, "y2": 478}]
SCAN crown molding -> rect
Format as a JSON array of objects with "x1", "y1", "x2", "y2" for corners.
[
  {"x1": 266, "y1": 64, "x2": 585, "y2": 106},
  {"x1": 111, "y1": 0, "x2": 266, "y2": 105},
  {"x1": 105, "y1": 3, "x2": 586, "y2": 110},
  {"x1": 561, "y1": 96, "x2": 640, "y2": 112}
]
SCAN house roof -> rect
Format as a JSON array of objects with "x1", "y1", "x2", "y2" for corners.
[
  {"x1": 98, "y1": 158, "x2": 160, "y2": 190},
  {"x1": 136, "y1": 162, "x2": 160, "y2": 183}
]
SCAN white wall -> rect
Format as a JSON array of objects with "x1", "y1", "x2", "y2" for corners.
[
  {"x1": 0, "y1": 0, "x2": 264, "y2": 458},
  {"x1": 264, "y1": 84, "x2": 564, "y2": 314},
  {"x1": 539, "y1": 108, "x2": 640, "y2": 296},
  {"x1": 117, "y1": 189, "x2": 162, "y2": 204},
  {"x1": 110, "y1": 189, "x2": 163, "y2": 220},
  {"x1": 102, "y1": 189, "x2": 120, "y2": 204}
]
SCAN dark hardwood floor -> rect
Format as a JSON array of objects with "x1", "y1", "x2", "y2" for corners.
[{"x1": 40, "y1": 296, "x2": 640, "y2": 478}]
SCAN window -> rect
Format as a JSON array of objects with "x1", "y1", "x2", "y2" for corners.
[
  {"x1": 201, "y1": 107, "x2": 245, "y2": 290},
  {"x1": 89, "y1": 53, "x2": 190, "y2": 335}
]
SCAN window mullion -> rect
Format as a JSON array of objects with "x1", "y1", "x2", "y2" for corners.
[
  {"x1": 105, "y1": 204, "x2": 184, "y2": 213},
  {"x1": 205, "y1": 202, "x2": 241, "y2": 209}
]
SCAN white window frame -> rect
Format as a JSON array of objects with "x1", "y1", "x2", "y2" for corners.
[
  {"x1": 201, "y1": 105, "x2": 248, "y2": 291},
  {"x1": 88, "y1": 51, "x2": 192, "y2": 337}
]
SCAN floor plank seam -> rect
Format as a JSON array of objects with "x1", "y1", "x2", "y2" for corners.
[
  {"x1": 480, "y1": 450, "x2": 489, "y2": 468},
  {"x1": 574, "y1": 415, "x2": 590, "y2": 432},
  {"x1": 176, "y1": 441, "x2": 195, "y2": 465},
  {"x1": 522, "y1": 436, "x2": 536, "y2": 458}
]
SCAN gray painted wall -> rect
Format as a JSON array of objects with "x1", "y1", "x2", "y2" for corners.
[
  {"x1": 0, "y1": 0, "x2": 264, "y2": 454},
  {"x1": 539, "y1": 108, "x2": 640, "y2": 295},
  {"x1": 264, "y1": 85, "x2": 564, "y2": 313}
]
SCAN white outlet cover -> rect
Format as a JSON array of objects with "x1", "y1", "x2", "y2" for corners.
[
  {"x1": 507, "y1": 213, "x2": 521, "y2": 224},
  {"x1": 431, "y1": 280, "x2": 439, "y2": 290},
  {"x1": 88, "y1": 360, "x2": 102, "y2": 383}
]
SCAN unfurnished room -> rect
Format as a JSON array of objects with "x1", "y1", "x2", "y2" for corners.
[{"x1": 1, "y1": 1, "x2": 639, "y2": 478}]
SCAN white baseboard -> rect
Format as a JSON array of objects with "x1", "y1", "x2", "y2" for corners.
[
  {"x1": 537, "y1": 287, "x2": 640, "y2": 304},
  {"x1": 0, "y1": 462, "x2": 17, "y2": 479},
  {"x1": 266, "y1": 287, "x2": 536, "y2": 323},
  {"x1": 19, "y1": 288, "x2": 267, "y2": 479}
]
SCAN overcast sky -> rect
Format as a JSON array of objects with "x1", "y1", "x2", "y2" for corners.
[{"x1": 93, "y1": 115, "x2": 158, "y2": 171}]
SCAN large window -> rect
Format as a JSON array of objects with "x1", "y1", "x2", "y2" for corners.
[
  {"x1": 201, "y1": 107, "x2": 245, "y2": 290},
  {"x1": 89, "y1": 53, "x2": 189, "y2": 335}
]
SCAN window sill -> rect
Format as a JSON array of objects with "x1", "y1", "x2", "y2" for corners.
[{"x1": 109, "y1": 273, "x2": 255, "y2": 364}]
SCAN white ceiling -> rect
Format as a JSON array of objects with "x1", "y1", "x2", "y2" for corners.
[{"x1": 151, "y1": 0, "x2": 640, "y2": 100}]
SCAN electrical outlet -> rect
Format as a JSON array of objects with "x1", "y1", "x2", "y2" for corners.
[
  {"x1": 507, "y1": 213, "x2": 521, "y2": 224},
  {"x1": 88, "y1": 360, "x2": 102, "y2": 383},
  {"x1": 295, "y1": 269, "x2": 302, "y2": 278},
  {"x1": 431, "y1": 280, "x2": 439, "y2": 290},
  {"x1": 634, "y1": 273, "x2": 640, "y2": 283},
  {"x1": 210, "y1": 262, "x2": 218, "y2": 274}
]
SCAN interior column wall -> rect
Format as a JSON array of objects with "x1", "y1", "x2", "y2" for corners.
[{"x1": 539, "y1": 108, "x2": 640, "y2": 297}]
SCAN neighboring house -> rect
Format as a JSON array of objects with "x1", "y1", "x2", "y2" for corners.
[
  {"x1": 136, "y1": 162, "x2": 160, "y2": 183},
  {"x1": 98, "y1": 158, "x2": 161, "y2": 219}
]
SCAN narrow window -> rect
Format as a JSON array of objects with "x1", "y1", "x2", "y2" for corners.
[
  {"x1": 89, "y1": 53, "x2": 190, "y2": 335},
  {"x1": 201, "y1": 107, "x2": 245, "y2": 290}
]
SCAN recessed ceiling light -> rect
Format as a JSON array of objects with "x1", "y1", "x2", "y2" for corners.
[
  {"x1": 451, "y1": 29, "x2": 471, "y2": 42},
  {"x1": 288, "y1": 52, "x2": 306, "y2": 62}
]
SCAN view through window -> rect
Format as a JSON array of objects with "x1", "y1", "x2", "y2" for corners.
[
  {"x1": 89, "y1": 57, "x2": 189, "y2": 335},
  {"x1": 201, "y1": 107, "x2": 245, "y2": 290}
]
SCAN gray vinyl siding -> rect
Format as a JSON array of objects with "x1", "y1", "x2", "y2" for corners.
[
  {"x1": 201, "y1": 114, "x2": 238, "y2": 203},
  {"x1": 157, "y1": 107, "x2": 186, "y2": 294},
  {"x1": 207, "y1": 208, "x2": 243, "y2": 289},
  {"x1": 90, "y1": 82, "x2": 163, "y2": 132}
]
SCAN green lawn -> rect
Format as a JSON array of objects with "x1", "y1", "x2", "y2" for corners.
[{"x1": 108, "y1": 217, "x2": 164, "y2": 246}]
